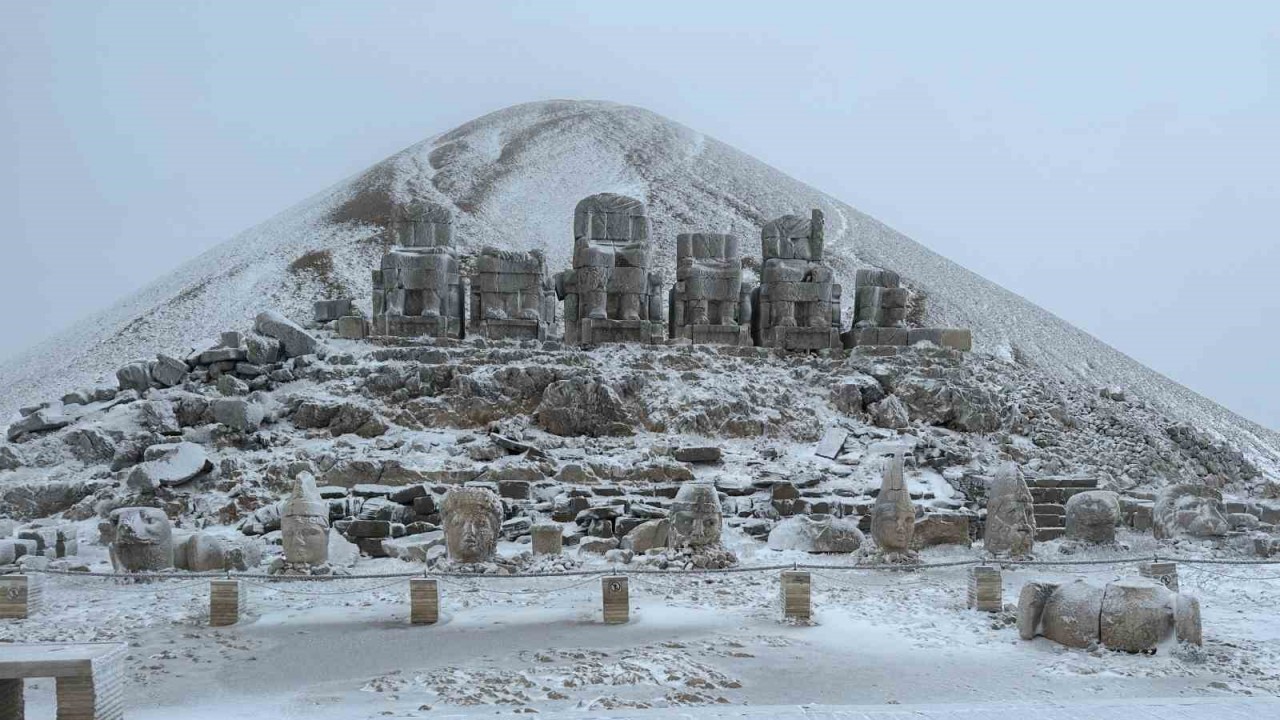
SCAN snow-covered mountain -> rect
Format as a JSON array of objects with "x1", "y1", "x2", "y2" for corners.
[{"x1": 2, "y1": 99, "x2": 1276, "y2": 461}]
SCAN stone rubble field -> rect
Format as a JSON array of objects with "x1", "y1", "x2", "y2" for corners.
[{"x1": 2, "y1": 306, "x2": 1280, "y2": 717}]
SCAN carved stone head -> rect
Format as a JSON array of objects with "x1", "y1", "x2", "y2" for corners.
[
  {"x1": 1153, "y1": 484, "x2": 1230, "y2": 541},
  {"x1": 442, "y1": 487, "x2": 503, "y2": 563},
  {"x1": 985, "y1": 462, "x2": 1037, "y2": 556},
  {"x1": 871, "y1": 452, "x2": 915, "y2": 552},
  {"x1": 109, "y1": 507, "x2": 174, "y2": 572},
  {"x1": 669, "y1": 484, "x2": 723, "y2": 548},
  {"x1": 281, "y1": 472, "x2": 330, "y2": 566}
]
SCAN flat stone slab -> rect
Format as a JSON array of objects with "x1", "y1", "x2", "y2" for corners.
[
  {"x1": 0, "y1": 642, "x2": 128, "y2": 679},
  {"x1": 814, "y1": 427, "x2": 849, "y2": 460}
]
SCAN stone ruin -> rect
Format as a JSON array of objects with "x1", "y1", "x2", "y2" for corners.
[
  {"x1": 556, "y1": 193, "x2": 665, "y2": 346},
  {"x1": 1018, "y1": 576, "x2": 1202, "y2": 652},
  {"x1": 752, "y1": 210, "x2": 842, "y2": 350},
  {"x1": 984, "y1": 462, "x2": 1037, "y2": 557},
  {"x1": 843, "y1": 267, "x2": 973, "y2": 350},
  {"x1": 469, "y1": 247, "x2": 557, "y2": 341},
  {"x1": 372, "y1": 201, "x2": 465, "y2": 339},
  {"x1": 668, "y1": 233, "x2": 753, "y2": 345}
]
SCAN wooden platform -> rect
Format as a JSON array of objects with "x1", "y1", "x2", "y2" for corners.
[{"x1": 0, "y1": 642, "x2": 127, "y2": 719}]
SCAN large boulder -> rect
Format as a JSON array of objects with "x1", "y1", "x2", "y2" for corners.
[
  {"x1": 6, "y1": 404, "x2": 73, "y2": 441},
  {"x1": 116, "y1": 360, "x2": 153, "y2": 394},
  {"x1": 768, "y1": 514, "x2": 863, "y2": 553},
  {"x1": 1100, "y1": 578, "x2": 1173, "y2": 653},
  {"x1": 382, "y1": 531, "x2": 446, "y2": 563},
  {"x1": 1064, "y1": 490, "x2": 1120, "y2": 544},
  {"x1": 151, "y1": 354, "x2": 190, "y2": 388},
  {"x1": 912, "y1": 513, "x2": 971, "y2": 548},
  {"x1": 867, "y1": 395, "x2": 910, "y2": 430},
  {"x1": 126, "y1": 442, "x2": 213, "y2": 492},
  {"x1": 212, "y1": 398, "x2": 265, "y2": 432},
  {"x1": 892, "y1": 376, "x2": 1001, "y2": 433},
  {"x1": 254, "y1": 310, "x2": 319, "y2": 358},
  {"x1": 534, "y1": 377, "x2": 632, "y2": 437},
  {"x1": 1153, "y1": 484, "x2": 1230, "y2": 541}
]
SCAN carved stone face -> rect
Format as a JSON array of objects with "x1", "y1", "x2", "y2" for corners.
[
  {"x1": 871, "y1": 453, "x2": 915, "y2": 552},
  {"x1": 110, "y1": 507, "x2": 174, "y2": 572},
  {"x1": 669, "y1": 484, "x2": 722, "y2": 548},
  {"x1": 442, "y1": 488, "x2": 502, "y2": 563},
  {"x1": 281, "y1": 473, "x2": 330, "y2": 565}
]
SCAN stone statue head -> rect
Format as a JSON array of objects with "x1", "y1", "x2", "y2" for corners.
[
  {"x1": 281, "y1": 472, "x2": 330, "y2": 565},
  {"x1": 109, "y1": 506, "x2": 174, "y2": 572},
  {"x1": 442, "y1": 487, "x2": 503, "y2": 563},
  {"x1": 985, "y1": 462, "x2": 1036, "y2": 556},
  {"x1": 871, "y1": 452, "x2": 915, "y2": 552},
  {"x1": 1153, "y1": 484, "x2": 1230, "y2": 541},
  {"x1": 669, "y1": 484, "x2": 723, "y2": 548}
]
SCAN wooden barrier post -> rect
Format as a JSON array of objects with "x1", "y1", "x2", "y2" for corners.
[
  {"x1": 410, "y1": 578, "x2": 439, "y2": 625},
  {"x1": 209, "y1": 579, "x2": 244, "y2": 627},
  {"x1": 780, "y1": 571, "x2": 812, "y2": 621},
  {"x1": 1139, "y1": 561, "x2": 1179, "y2": 591},
  {"x1": 967, "y1": 566, "x2": 1002, "y2": 612},
  {"x1": 602, "y1": 576, "x2": 628, "y2": 624},
  {"x1": 0, "y1": 574, "x2": 43, "y2": 619}
]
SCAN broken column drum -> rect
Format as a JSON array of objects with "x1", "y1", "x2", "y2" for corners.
[
  {"x1": 372, "y1": 200, "x2": 466, "y2": 339},
  {"x1": 668, "y1": 232, "x2": 753, "y2": 345},
  {"x1": 556, "y1": 193, "x2": 665, "y2": 345},
  {"x1": 469, "y1": 246, "x2": 558, "y2": 341},
  {"x1": 1018, "y1": 577, "x2": 1202, "y2": 652},
  {"x1": 752, "y1": 210, "x2": 842, "y2": 350},
  {"x1": 280, "y1": 472, "x2": 330, "y2": 567},
  {"x1": 441, "y1": 487, "x2": 503, "y2": 564}
]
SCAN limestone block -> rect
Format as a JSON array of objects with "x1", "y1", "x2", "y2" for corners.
[
  {"x1": 116, "y1": 361, "x2": 152, "y2": 393},
  {"x1": 1040, "y1": 578, "x2": 1105, "y2": 648},
  {"x1": 601, "y1": 576, "x2": 629, "y2": 624},
  {"x1": 254, "y1": 310, "x2": 319, "y2": 358},
  {"x1": 1175, "y1": 593, "x2": 1202, "y2": 645},
  {"x1": 313, "y1": 298, "x2": 353, "y2": 323},
  {"x1": 1016, "y1": 580, "x2": 1060, "y2": 640},
  {"x1": 151, "y1": 354, "x2": 190, "y2": 387},
  {"x1": 906, "y1": 328, "x2": 972, "y2": 351},
  {"x1": 780, "y1": 571, "x2": 812, "y2": 621},
  {"x1": 531, "y1": 524, "x2": 564, "y2": 555},
  {"x1": 1153, "y1": 484, "x2": 1230, "y2": 540},
  {"x1": 968, "y1": 566, "x2": 1002, "y2": 612},
  {"x1": 209, "y1": 579, "x2": 244, "y2": 626},
  {"x1": 1138, "y1": 561, "x2": 1180, "y2": 592},
  {"x1": 245, "y1": 333, "x2": 281, "y2": 365},
  {"x1": 767, "y1": 515, "x2": 863, "y2": 553},
  {"x1": 0, "y1": 574, "x2": 43, "y2": 618},
  {"x1": 410, "y1": 578, "x2": 439, "y2": 624},
  {"x1": 211, "y1": 398, "x2": 264, "y2": 432},
  {"x1": 126, "y1": 442, "x2": 212, "y2": 492},
  {"x1": 392, "y1": 201, "x2": 453, "y2": 249},
  {"x1": 336, "y1": 315, "x2": 368, "y2": 339}
]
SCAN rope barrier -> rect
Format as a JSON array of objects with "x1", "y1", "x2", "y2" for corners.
[{"x1": 12, "y1": 553, "x2": 1280, "y2": 586}]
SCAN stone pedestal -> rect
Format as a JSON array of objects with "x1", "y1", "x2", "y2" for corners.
[
  {"x1": 1138, "y1": 561, "x2": 1179, "y2": 592},
  {"x1": 967, "y1": 566, "x2": 1002, "y2": 612},
  {"x1": 209, "y1": 580, "x2": 244, "y2": 627},
  {"x1": 0, "y1": 575, "x2": 42, "y2": 619},
  {"x1": 601, "y1": 576, "x2": 629, "y2": 624},
  {"x1": 410, "y1": 578, "x2": 439, "y2": 625},
  {"x1": 531, "y1": 524, "x2": 563, "y2": 556},
  {"x1": 780, "y1": 571, "x2": 812, "y2": 621}
]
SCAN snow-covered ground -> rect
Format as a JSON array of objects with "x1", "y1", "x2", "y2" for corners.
[{"x1": 7, "y1": 532, "x2": 1279, "y2": 719}]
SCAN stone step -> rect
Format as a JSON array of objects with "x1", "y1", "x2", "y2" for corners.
[{"x1": 1036, "y1": 526, "x2": 1065, "y2": 541}]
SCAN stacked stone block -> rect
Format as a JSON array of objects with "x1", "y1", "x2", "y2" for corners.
[
  {"x1": 1139, "y1": 561, "x2": 1179, "y2": 592},
  {"x1": 208, "y1": 579, "x2": 245, "y2": 627},
  {"x1": 601, "y1": 576, "x2": 629, "y2": 624},
  {"x1": 410, "y1": 578, "x2": 439, "y2": 624},
  {"x1": 372, "y1": 201, "x2": 465, "y2": 339},
  {"x1": 752, "y1": 210, "x2": 842, "y2": 350},
  {"x1": 669, "y1": 233, "x2": 753, "y2": 345},
  {"x1": 780, "y1": 570, "x2": 812, "y2": 621},
  {"x1": 1025, "y1": 476, "x2": 1100, "y2": 541},
  {"x1": 469, "y1": 247, "x2": 557, "y2": 341},
  {"x1": 556, "y1": 194, "x2": 665, "y2": 346},
  {"x1": 967, "y1": 566, "x2": 1002, "y2": 612},
  {"x1": 0, "y1": 574, "x2": 42, "y2": 619}
]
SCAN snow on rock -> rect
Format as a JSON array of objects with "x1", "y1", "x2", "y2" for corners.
[{"x1": 125, "y1": 441, "x2": 213, "y2": 492}]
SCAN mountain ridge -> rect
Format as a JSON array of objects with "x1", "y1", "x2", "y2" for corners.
[{"x1": 2, "y1": 98, "x2": 1276, "y2": 465}]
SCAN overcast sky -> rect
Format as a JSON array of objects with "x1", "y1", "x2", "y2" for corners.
[{"x1": 1, "y1": 1, "x2": 1276, "y2": 430}]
